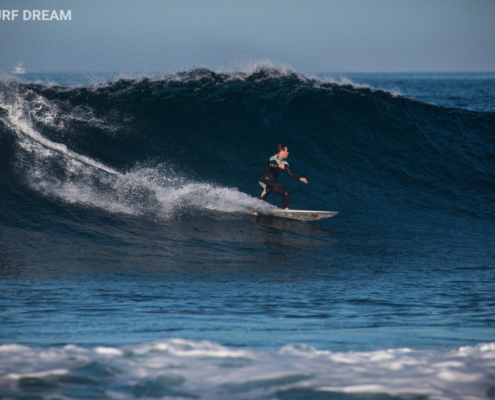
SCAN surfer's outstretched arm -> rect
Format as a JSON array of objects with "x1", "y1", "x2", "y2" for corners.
[{"x1": 284, "y1": 165, "x2": 308, "y2": 184}]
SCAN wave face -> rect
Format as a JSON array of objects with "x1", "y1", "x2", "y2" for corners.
[
  {"x1": 1, "y1": 66, "x2": 494, "y2": 226},
  {"x1": 1, "y1": 340, "x2": 494, "y2": 400}
]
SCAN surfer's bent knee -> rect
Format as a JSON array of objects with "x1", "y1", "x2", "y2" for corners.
[{"x1": 259, "y1": 181, "x2": 270, "y2": 200}]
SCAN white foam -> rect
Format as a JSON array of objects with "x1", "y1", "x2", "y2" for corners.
[
  {"x1": 130, "y1": 339, "x2": 250, "y2": 358},
  {"x1": 0, "y1": 340, "x2": 493, "y2": 400},
  {"x1": 94, "y1": 347, "x2": 124, "y2": 356},
  {"x1": 15, "y1": 117, "x2": 120, "y2": 176},
  {"x1": 313, "y1": 74, "x2": 404, "y2": 97},
  {"x1": 7, "y1": 369, "x2": 70, "y2": 380}
]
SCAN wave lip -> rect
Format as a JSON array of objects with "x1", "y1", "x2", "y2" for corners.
[{"x1": 1, "y1": 340, "x2": 494, "y2": 399}]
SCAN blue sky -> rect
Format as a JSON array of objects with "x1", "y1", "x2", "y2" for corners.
[{"x1": 1, "y1": 0, "x2": 494, "y2": 74}]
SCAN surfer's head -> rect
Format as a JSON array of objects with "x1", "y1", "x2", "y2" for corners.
[{"x1": 276, "y1": 144, "x2": 288, "y2": 159}]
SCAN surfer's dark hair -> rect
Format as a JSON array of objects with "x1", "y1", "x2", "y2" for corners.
[{"x1": 276, "y1": 144, "x2": 287, "y2": 154}]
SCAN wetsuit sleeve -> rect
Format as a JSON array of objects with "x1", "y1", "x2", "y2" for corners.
[{"x1": 285, "y1": 165, "x2": 300, "y2": 181}]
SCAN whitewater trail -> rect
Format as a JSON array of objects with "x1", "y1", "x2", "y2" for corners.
[{"x1": 0, "y1": 81, "x2": 273, "y2": 218}]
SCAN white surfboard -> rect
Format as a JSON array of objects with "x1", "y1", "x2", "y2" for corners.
[{"x1": 252, "y1": 209, "x2": 338, "y2": 221}]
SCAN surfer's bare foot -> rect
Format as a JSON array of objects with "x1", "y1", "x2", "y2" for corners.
[{"x1": 285, "y1": 208, "x2": 289, "y2": 210}]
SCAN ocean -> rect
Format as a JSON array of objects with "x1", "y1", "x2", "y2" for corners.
[{"x1": 1, "y1": 66, "x2": 494, "y2": 399}]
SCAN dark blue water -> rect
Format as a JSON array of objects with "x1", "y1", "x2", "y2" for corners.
[{"x1": 1, "y1": 67, "x2": 494, "y2": 399}]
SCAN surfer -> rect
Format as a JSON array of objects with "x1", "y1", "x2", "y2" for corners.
[{"x1": 258, "y1": 144, "x2": 308, "y2": 209}]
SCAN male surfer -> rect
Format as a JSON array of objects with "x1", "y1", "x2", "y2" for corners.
[{"x1": 258, "y1": 144, "x2": 308, "y2": 209}]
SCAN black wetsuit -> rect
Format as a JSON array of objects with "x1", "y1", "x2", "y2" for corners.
[{"x1": 258, "y1": 154, "x2": 300, "y2": 209}]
